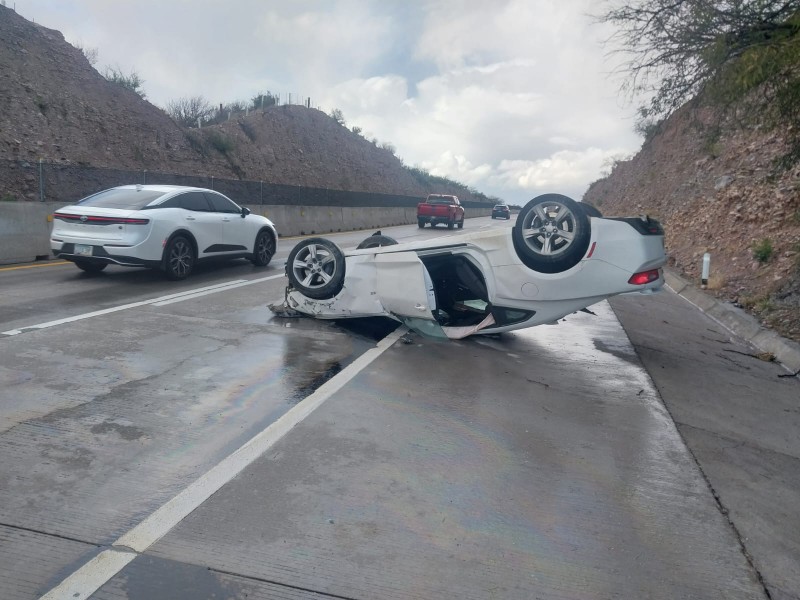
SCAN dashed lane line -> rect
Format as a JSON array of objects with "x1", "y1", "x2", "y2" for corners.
[{"x1": 1, "y1": 274, "x2": 285, "y2": 336}]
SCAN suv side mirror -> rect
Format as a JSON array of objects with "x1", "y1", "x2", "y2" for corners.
[{"x1": 241, "y1": 207, "x2": 251, "y2": 218}]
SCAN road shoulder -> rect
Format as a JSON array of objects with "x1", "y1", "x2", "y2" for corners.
[{"x1": 610, "y1": 289, "x2": 800, "y2": 600}]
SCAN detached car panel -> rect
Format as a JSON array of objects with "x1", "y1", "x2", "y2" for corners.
[{"x1": 276, "y1": 193, "x2": 666, "y2": 339}]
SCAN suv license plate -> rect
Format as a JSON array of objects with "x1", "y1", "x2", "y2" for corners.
[{"x1": 74, "y1": 244, "x2": 93, "y2": 256}]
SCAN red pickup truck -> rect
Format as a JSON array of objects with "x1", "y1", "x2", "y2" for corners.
[{"x1": 417, "y1": 194, "x2": 465, "y2": 229}]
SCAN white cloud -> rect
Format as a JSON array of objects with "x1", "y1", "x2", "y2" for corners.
[{"x1": 493, "y1": 147, "x2": 628, "y2": 201}]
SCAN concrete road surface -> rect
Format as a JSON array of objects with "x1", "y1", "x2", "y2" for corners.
[
  {"x1": 611, "y1": 290, "x2": 800, "y2": 600},
  {"x1": 83, "y1": 303, "x2": 767, "y2": 599},
  {"x1": 0, "y1": 218, "x2": 795, "y2": 599}
]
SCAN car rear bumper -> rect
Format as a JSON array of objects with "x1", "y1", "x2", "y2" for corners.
[
  {"x1": 52, "y1": 243, "x2": 161, "y2": 268},
  {"x1": 419, "y1": 215, "x2": 455, "y2": 222}
]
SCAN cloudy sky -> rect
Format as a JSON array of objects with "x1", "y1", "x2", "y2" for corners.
[{"x1": 17, "y1": 0, "x2": 643, "y2": 203}]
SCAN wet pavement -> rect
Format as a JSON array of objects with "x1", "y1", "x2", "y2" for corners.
[
  {"x1": 56, "y1": 306, "x2": 767, "y2": 598},
  {"x1": 0, "y1": 268, "x2": 377, "y2": 597}
]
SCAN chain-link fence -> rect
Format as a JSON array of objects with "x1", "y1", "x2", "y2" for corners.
[{"x1": 0, "y1": 159, "x2": 493, "y2": 209}]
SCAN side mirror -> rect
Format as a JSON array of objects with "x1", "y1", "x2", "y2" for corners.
[{"x1": 241, "y1": 207, "x2": 251, "y2": 218}]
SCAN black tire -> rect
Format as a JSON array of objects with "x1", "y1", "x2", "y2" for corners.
[
  {"x1": 491, "y1": 215, "x2": 496, "y2": 219},
  {"x1": 251, "y1": 229, "x2": 275, "y2": 266},
  {"x1": 457, "y1": 217, "x2": 464, "y2": 229},
  {"x1": 512, "y1": 194, "x2": 591, "y2": 274},
  {"x1": 418, "y1": 219, "x2": 425, "y2": 228},
  {"x1": 578, "y1": 202, "x2": 603, "y2": 218},
  {"x1": 163, "y1": 234, "x2": 195, "y2": 280},
  {"x1": 356, "y1": 234, "x2": 398, "y2": 249},
  {"x1": 74, "y1": 260, "x2": 107, "y2": 273},
  {"x1": 287, "y1": 237, "x2": 346, "y2": 300},
  {"x1": 447, "y1": 219, "x2": 454, "y2": 230}
]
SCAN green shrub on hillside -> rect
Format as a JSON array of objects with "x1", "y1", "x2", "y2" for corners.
[
  {"x1": 207, "y1": 132, "x2": 235, "y2": 156},
  {"x1": 103, "y1": 66, "x2": 146, "y2": 99},
  {"x1": 752, "y1": 238, "x2": 774, "y2": 263}
]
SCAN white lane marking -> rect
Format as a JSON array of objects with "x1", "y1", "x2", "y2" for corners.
[
  {"x1": 2, "y1": 274, "x2": 286, "y2": 336},
  {"x1": 152, "y1": 273, "x2": 284, "y2": 306},
  {"x1": 37, "y1": 325, "x2": 407, "y2": 600},
  {"x1": 39, "y1": 550, "x2": 135, "y2": 600}
]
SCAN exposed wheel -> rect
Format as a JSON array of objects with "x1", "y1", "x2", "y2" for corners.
[
  {"x1": 457, "y1": 217, "x2": 464, "y2": 229},
  {"x1": 418, "y1": 219, "x2": 425, "y2": 228},
  {"x1": 578, "y1": 202, "x2": 603, "y2": 218},
  {"x1": 287, "y1": 237, "x2": 345, "y2": 300},
  {"x1": 447, "y1": 220, "x2": 454, "y2": 230},
  {"x1": 356, "y1": 234, "x2": 398, "y2": 249},
  {"x1": 251, "y1": 229, "x2": 275, "y2": 266},
  {"x1": 512, "y1": 194, "x2": 591, "y2": 274},
  {"x1": 163, "y1": 234, "x2": 195, "y2": 280},
  {"x1": 491, "y1": 215, "x2": 496, "y2": 219},
  {"x1": 74, "y1": 260, "x2": 107, "y2": 273}
]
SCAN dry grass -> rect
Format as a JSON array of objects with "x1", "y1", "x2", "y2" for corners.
[{"x1": 705, "y1": 274, "x2": 726, "y2": 290}]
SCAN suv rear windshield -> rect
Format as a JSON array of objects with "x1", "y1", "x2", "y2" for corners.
[
  {"x1": 77, "y1": 188, "x2": 166, "y2": 210},
  {"x1": 428, "y1": 198, "x2": 455, "y2": 205}
]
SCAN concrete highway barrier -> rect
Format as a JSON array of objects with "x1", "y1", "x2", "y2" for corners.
[{"x1": 0, "y1": 202, "x2": 490, "y2": 265}]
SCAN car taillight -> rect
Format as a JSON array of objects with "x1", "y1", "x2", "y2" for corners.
[
  {"x1": 628, "y1": 269, "x2": 661, "y2": 285},
  {"x1": 103, "y1": 217, "x2": 150, "y2": 224},
  {"x1": 53, "y1": 213, "x2": 149, "y2": 225}
]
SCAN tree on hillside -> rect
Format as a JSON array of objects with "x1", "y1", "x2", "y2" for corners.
[
  {"x1": 225, "y1": 100, "x2": 248, "y2": 113},
  {"x1": 600, "y1": 0, "x2": 800, "y2": 152},
  {"x1": 251, "y1": 92, "x2": 278, "y2": 110},
  {"x1": 103, "y1": 66, "x2": 146, "y2": 99},
  {"x1": 73, "y1": 41, "x2": 98, "y2": 66},
  {"x1": 330, "y1": 108, "x2": 346, "y2": 126},
  {"x1": 165, "y1": 96, "x2": 214, "y2": 128}
]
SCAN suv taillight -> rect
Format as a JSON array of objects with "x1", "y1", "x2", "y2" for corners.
[{"x1": 628, "y1": 269, "x2": 661, "y2": 285}]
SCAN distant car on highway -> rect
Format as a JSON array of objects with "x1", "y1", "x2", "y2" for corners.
[
  {"x1": 274, "y1": 193, "x2": 666, "y2": 339},
  {"x1": 50, "y1": 185, "x2": 278, "y2": 280},
  {"x1": 417, "y1": 194, "x2": 465, "y2": 229},
  {"x1": 491, "y1": 204, "x2": 511, "y2": 219}
]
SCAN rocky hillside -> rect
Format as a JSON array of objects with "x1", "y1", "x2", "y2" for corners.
[
  {"x1": 0, "y1": 5, "x2": 485, "y2": 202},
  {"x1": 584, "y1": 106, "x2": 800, "y2": 343},
  {"x1": 0, "y1": 6, "x2": 220, "y2": 176}
]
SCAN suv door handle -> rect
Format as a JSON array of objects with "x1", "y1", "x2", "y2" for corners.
[{"x1": 185, "y1": 216, "x2": 196, "y2": 221}]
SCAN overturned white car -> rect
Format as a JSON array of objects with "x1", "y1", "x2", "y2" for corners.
[{"x1": 275, "y1": 194, "x2": 666, "y2": 339}]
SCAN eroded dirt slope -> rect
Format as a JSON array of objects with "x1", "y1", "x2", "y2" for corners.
[{"x1": 584, "y1": 106, "x2": 800, "y2": 343}]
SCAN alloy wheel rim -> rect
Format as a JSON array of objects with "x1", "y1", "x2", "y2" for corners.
[
  {"x1": 292, "y1": 244, "x2": 337, "y2": 289},
  {"x1": 170, "y1": 241, "x2": 192, "y2": 276},
  {"x1": 258, "y1": 234, "x2": 273, "y2": 262},
  {"x1": 520, "y1": 202, "x2": 577, "y2": 257}
]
